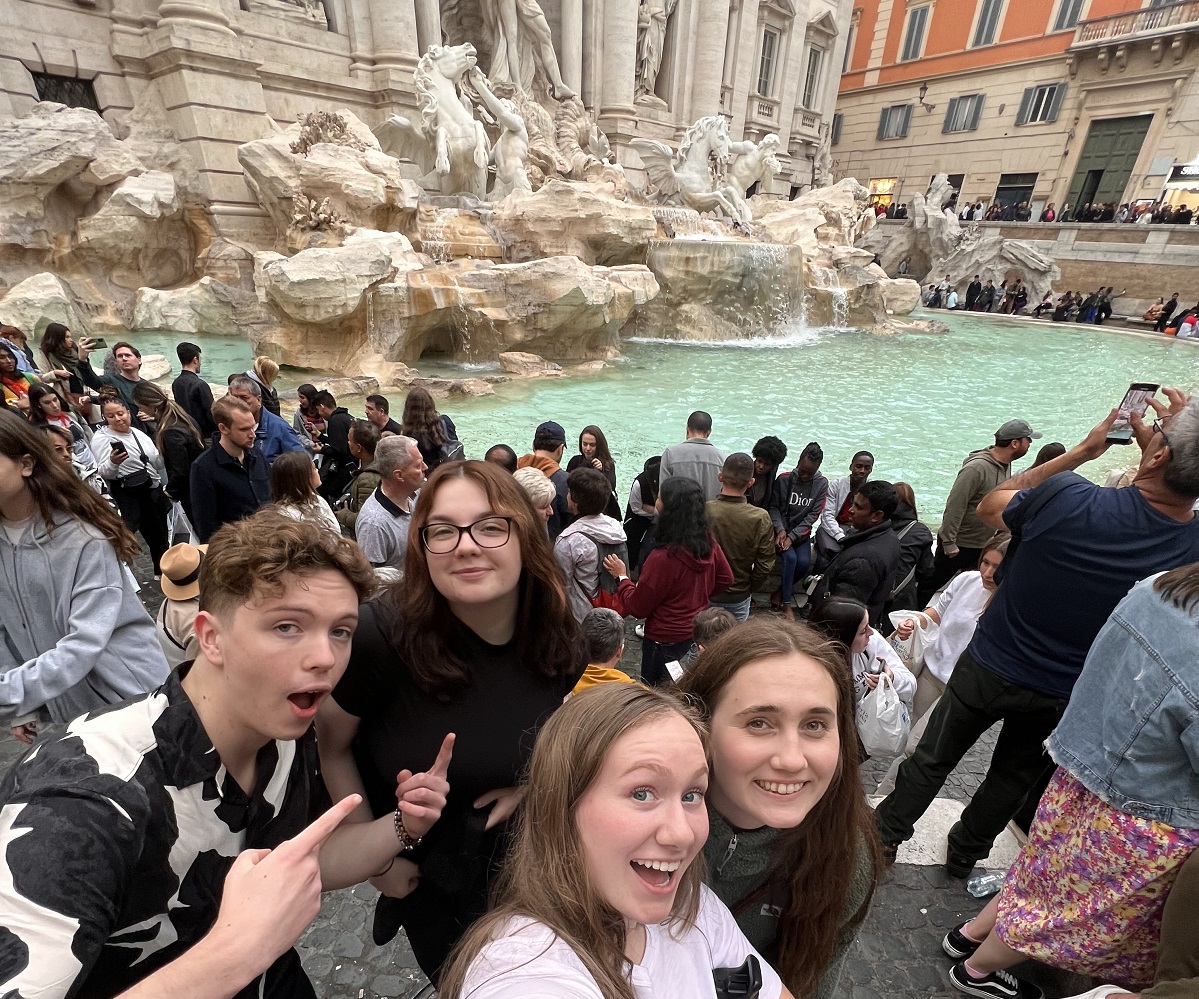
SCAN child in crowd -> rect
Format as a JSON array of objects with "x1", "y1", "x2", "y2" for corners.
[
  {"x1": 155, "y1": 542, "x2": 205, "y2": 669},
  {"x1": 573, "y1": 607, "x2": 635, "y2": 693}
]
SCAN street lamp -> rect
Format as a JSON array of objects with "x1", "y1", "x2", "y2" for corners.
[{"x1": 917, "y1": 82, "x2": 936, "y2": 113}]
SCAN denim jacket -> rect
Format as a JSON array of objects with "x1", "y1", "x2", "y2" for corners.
[{"x1": 1047, "y1": 574, "x2": 1199, "y2": 829}]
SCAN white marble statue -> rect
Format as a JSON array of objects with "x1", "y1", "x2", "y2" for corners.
[
  {"x1": 631, "y1": 116, "x2": 751, "y2": 222},
  {"x1": 481, "y1": 0, "x2": 577, "y2": 100},
  {"x1": 636, "y1": 0, "x2": 677, "y2": 99},
  {"x1": 374, "y1": 43, "x2": 491, "y2": 198},
  {"x1": 726, "y1": 133, "x2": 781, "y2": 197},
  {"x1": 469, "y1": 67, "x2": 532, "y2": 199}
]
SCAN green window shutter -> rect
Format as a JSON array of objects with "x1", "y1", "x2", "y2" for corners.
[
  {"x1": 1047, "y1": 83, "x2": 1067, "y2": 122},
  {"x1": 900, "y1": 104, "x2": 913, "y2": 136},
  {"x1": 942, "y1": 98, "x2": 959, "y2": 133},
  {"x1": 877, "y1": 108, "x2": 888, "y2": 139},
  {"x1": 1015, "y1": 87, "x2": 1034, "y2": 125}
]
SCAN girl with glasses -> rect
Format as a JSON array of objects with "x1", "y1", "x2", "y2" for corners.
[{"x1": 317, "y1": 460, "x2": 585, "y2": 983}]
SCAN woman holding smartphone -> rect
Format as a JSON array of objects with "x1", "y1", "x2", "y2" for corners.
[{"x1": 91, "y1": 396, "x2": 169, "y2": 575}]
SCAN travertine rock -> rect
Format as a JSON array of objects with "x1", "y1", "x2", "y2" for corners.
[
  {"x1": 368, "y1": 255, "x2": 660, "y2": 362},
  {"x1": 490, "y1": 180, "x2": 659, "y2": 266},
  {"x1": 73, "y1": 171, "x2": 194, "y2": 289},
  {"x1": 498, "y1": 351, "x2": 563, "y2": 376},
  {"x1": 237, "y1": 110, "x2": 422, "y2": 237},
  {"x1": 0, "y1": 272, "x2": 89, "y2": 336},
  {"x1": 141, "y1": 354, "x2": 172, "y2": 380},
  {"x1": 0, "y1": 103, "x2": 141, "y2": 253},
  {"x1": 629, "y1": 238, "x2": 804, "y2": 340},
  {"x1": 255, "y1": 230, "x2": 422, "y2": 325},
  {"x1": 751, "y1": 178, "x2": 876, "y2": 256},
  {"x1": 132, "y1": 277, "x2": 276, "y2": 336},
  {"x1": 881, "y1": 277, "x2": 922, "y2": 315}
]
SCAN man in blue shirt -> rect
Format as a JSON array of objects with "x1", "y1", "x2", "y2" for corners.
[
  {"x1": 228, "y1": 375, "x2": 303, "y2": 466},
  {"x1": 877, "y1": 387, "x2": 1199, "y2": 889}
]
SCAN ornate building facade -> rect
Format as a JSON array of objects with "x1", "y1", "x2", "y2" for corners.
[
  {"x1": 832, "y1": 0, "x2": 1199, "y2": 214},
  {"x1": 0, "y1": 0, "x2": 852, "y2": 237}
]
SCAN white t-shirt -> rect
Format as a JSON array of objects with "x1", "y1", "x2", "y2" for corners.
[
  {"x1": 852, "y1": 632, "x2": 916, "y2": 705},
  {"x1": 460, "y1": 884, "x2": 783, "y2": 999},
  {"x1": 923, "y1": 571, "x2": 990, "y2": 684}
]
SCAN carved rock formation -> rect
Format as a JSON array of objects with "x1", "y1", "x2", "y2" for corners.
[
  {"x1": 366, "y1": 255, "x2": 660, "y2": 363},
  {"x1": 498, "y1": 351, "x2": 563, "y2": 376},
  {"x1": 0, "y1": 272, "x2": 90, "y2": 336},
  {"x1": 132, "y1": 276, "x2": 277, "y2": 337},
  {"x1": 881, "y1": 277, "x2": 922, "y2": 316},
  {"x1": 629, "y1": 237, "x2": 805, "y2": 341},
  {"x1": 490, "y1": 179, "x2": 658, "y2": 265},
  {"x1": 238, "y1": 110, "x2": 421, "y2": 238}
]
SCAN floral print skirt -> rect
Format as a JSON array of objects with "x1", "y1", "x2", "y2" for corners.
[{"x1": 994, "y1": 768, "x2": 1199, "y2": 991}]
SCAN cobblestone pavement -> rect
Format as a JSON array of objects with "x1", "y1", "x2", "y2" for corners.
[{"x1": 0, "y1": 565, "x2": 1095, "y2": 999}]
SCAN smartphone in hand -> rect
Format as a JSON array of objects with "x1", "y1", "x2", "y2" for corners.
[{"x1": 1107, "y1": 382, "x2": 1160, "y2": 445}]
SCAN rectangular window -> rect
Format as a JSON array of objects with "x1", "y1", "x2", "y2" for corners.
[
  {"x1": 843, "y1": 24, "x2": 856, "y2": 72},
  {"x1": 30, "y1": 72, "x2": 100, "y2": 113},
  {"x1": 877, "y1": 104, "x2": 913, "y2": 139},
  {"x1": 942, "y1": 93, "x2": 985, "y2": 133},
  {"x1": 758, "y1": 29, "x2": 779, "y2": 96},
  {"x1": 803, "y1": 48, "x2": 823, "y2": 108},
  {"x1": 1016, "y1": 83, "x2": 1067, "y2": 124},
  {"x1": 1053, "y1": 0, "x2": 1084, "y2": 30},
  {"x1": 832, "y1": 112, "x2": 844, "y2": 145},
  {"x1": 900, "y1": 6, "x2": 929, "y2": 61},
  {"x1": 972, "y1": 0, "x2": 1003, "y2": 46}
]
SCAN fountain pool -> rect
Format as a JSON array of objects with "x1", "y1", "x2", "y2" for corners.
[{"x1": 128, "y1": 315, "x2": 1198, "y2": 528}]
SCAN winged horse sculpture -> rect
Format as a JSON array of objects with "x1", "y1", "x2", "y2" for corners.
[{"x1": 630, "y1": 116, "x2": 751, "y2": 222}]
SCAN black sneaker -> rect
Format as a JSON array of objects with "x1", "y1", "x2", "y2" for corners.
[
  {"x1": 949, "y1": 962, "x2": 1044, "y2": 999},
  {"x1": 942, "y1": 922, "x2": 981, "y2": 959}
]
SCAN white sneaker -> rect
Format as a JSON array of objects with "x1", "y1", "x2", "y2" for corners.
[
  {"x1": 1058, "y1": 988, "x2": 1128, "y2": 999},
  {"x1": 634, "y1": 622, "x2": 645, "y2": 638}
]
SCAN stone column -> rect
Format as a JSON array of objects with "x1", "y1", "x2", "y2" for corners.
[
  {"x1": 414, "y1": 0, "x2": 442, "y2": 55},
  {"x1": 599, "y1": 0, "x2": 638, "y2": 150},
  {"x1": 144, "y1": 0, "x2": 270, "y2": 241},
  {"x1": 688, "y1": 0, "x2": 729, "y2": 118},
  {"x1": 366, "y1": 0, "x2": 421, "y2": 72},
  {"x1": 561, "y1": 0, "x2": 584, "y2": 94}
]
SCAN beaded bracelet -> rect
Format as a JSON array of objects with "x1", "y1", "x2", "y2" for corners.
[{"x1": 394, "y1": 808, "x2": 423, "y2": 852}]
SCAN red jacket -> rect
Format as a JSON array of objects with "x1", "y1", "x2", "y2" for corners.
[{"x1": 617, "y1": 540, "x2": 733, "y2": 643}]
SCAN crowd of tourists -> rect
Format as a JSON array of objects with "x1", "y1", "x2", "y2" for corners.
[{"x1": 0, "y1": 326, "x2": 1197, "y2": 999}]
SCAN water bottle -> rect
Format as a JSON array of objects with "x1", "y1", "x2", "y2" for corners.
[{"x1": 966, "y1": 872, "x2": 1006, "y2": 898}]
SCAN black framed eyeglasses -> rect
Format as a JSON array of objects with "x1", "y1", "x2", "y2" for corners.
[
  {"x1": 420, "y1": 517, "x2": 514, "y2": 554},
  {"x1": 1154, "y1": 418, "x2": 1173, "y2": 450}
]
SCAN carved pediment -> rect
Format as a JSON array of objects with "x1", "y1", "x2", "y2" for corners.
[
  {"x1": 760, "y1": 0, "x2": 798, "y2": 20},
  {"x1": 808, "y1": 10, "x2": 840, "y2": 36}
]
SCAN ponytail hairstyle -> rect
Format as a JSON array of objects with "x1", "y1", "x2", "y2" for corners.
[{"x1": 799, "y1": 441, "x2": 823, "y2": 466}]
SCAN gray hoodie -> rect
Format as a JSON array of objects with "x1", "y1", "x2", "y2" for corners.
[
  {"x1": 0, "y1": 513, "x2": 170, "y2": 724},
  {"x1": 553, "y1": 514, "x2": 629, "y2": 623}
]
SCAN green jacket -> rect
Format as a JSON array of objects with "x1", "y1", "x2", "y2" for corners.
[
  {"x1": 704, "y1": 806, "x2": 875, "y2": 999},
  {"x1": 334, "y1": 462, "x2": 383, "y2": 536},
  {"x1": 706, "y1": 495, "x2": 778, "y2": 599},
  {"x1": 938, "y1": 448, "x2": 1010, "y2": 548}
]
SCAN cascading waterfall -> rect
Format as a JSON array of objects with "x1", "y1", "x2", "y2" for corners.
[{"x1": 806, "y1": 264, "x2": 850, "y2": 328}]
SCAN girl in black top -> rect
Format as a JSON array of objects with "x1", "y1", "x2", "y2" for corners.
[
  {"x1": 318, "y1": 460, "x2": 583, "y2": 981},
  {"x1": 133, "y1": 381, "x2": 206, "y2": 526},
  {"x1": 566, "y1": 424, "x2": 620, "y2": 520}
]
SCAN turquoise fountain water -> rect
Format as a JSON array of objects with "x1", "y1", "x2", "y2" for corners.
[{"x1": 128, "y1": 315, "x2": 1198, "y2": 527}]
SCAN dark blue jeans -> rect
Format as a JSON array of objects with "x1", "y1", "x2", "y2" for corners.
[
  {"x1": 640, "y1": 637, "x2": 694, "y2": 687},
  {"x1": 779, "y1": 539, "x2": 812, "y2": 602}
]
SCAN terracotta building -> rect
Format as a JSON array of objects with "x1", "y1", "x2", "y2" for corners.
[{"x1": 832, "y1": 0, "x2": 1199, "y2": 215}]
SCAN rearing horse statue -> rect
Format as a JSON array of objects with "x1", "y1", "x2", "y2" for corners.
[{"x1": 631, "y1": 116, "x2": 751, "y2": 222}]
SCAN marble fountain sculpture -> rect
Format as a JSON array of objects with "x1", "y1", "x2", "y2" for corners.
[{"x1": 0, "y1": 8, "x2": 921, "y2": 387}]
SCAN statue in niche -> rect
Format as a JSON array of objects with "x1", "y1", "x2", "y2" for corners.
[
  {"x1": 814, "y1": 129, "x2": 834, "y2": 188},
  {"x1": 373, "y1": 43, "x2": 490, "y2": 198},
  {"x1": 631, "y1": 116, "x2": 752, "y2": 222},
  {"x1": 469, "y1": 67, "x2": 533, "y2": 199},
  {"x1": 725, "y1": 133, "x2": 781, "y2": 196},
  {"x1": 636, "y1": 0, "x2": 677, "y2": 100},
  {"x1": 480, "y1": 0, "x2": 577, "y2": 100}
]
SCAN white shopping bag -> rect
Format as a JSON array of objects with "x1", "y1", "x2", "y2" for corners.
[
  {"x1": 169, "y1": 502, "x2": 195, "y2": 547},
  {"x1": 856, "y1": 673, "x2": 910, "y2": 759},
  {"x1": 888, "y1": 610, "x2": 939, "y2": 677}
]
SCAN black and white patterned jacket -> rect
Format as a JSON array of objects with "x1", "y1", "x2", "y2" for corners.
[{"x1": 0, "y1": 669, "x2": 325, "y2": 998}]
